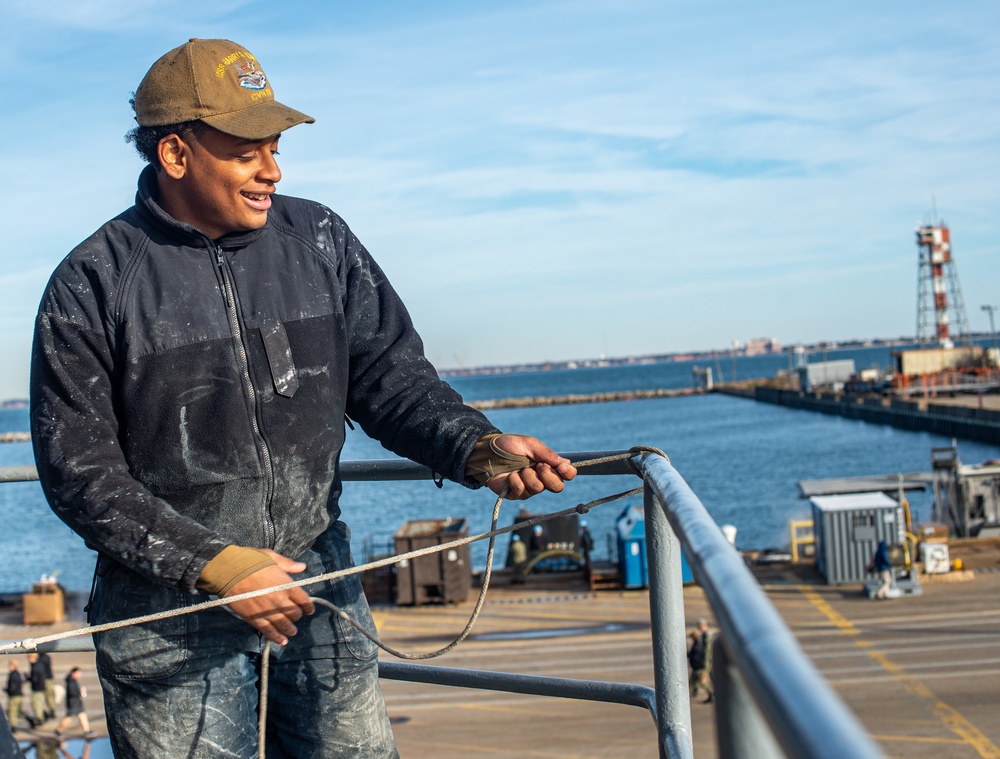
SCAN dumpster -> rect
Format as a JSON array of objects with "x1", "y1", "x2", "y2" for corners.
[
  {"x1": 616, "y1": 504, "x2": 693, "y2": 588},
  {"x1": 394, "y1": 518, "x2": 471, "y2": 605}
]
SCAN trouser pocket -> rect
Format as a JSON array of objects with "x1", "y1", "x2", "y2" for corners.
[{"x1": 91, "y1": 562, "x2": 190, "y2": 681}]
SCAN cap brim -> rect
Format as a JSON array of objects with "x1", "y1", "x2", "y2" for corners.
[{"x1": 201, "y1": 100, "x2": 315, "y2": 140}]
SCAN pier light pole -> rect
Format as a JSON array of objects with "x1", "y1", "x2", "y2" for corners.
[{"x1": 982, "y1": 305, "x2": 998, "y2": 355}]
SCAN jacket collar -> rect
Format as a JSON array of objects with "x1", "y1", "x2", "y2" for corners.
[{"x1": 135, "y1": 164, "x2": 269, "y2": 250}]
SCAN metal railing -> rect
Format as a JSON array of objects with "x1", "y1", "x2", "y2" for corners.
[{"x1": 0, "y1": 452, "x2": 884, "y2": 759}]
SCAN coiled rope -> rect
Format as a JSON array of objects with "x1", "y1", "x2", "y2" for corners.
[{"x1": 0, "y1": 446, "x2": 667, "y2": 756}]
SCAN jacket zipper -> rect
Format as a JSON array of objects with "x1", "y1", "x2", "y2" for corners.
[{"x1": 216, "y1": 248, "x2": 276, "y2": 548}]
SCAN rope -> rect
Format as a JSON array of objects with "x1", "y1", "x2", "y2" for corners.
[
  {"x1": 254, "y1": 446, "x2": 665, "y2": 754},
  {"x1": 1, "y1": 447, "x2": 665, "y2": 656},
  {"x1": 1, "y1": 446, "x2": 668, "y2": 755},
  {"x1": 259, "y1": 639, "x2": 271, "y2": 759}
]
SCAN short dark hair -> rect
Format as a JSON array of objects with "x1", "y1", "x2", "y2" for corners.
[{"x1": 125, "y1": 95, "x2": 210, "y2": 165}]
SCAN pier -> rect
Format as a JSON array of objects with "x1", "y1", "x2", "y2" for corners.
[
  {"x1": 6, "y1": 383, "x2": 996, "y2": 444},
  {"x1": 467, "y1": 387, "x2": 699, "y2": 410},
  {"x1": 464, "y1": 382, "x2": 1000, "y2": 446},
  {"x1": 4, "y1": 550, "x2": 999, "y2": 758},
  {"x1": 720, "y1": 384, "x2": 1000, "y2": 445}
]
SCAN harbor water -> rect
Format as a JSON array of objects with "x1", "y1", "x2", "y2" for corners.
[{"x1": 2, "y1": 343, "x2": 999, "y2": 594}]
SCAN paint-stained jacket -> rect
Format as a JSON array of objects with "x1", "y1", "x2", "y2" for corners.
[
  {"x1": 30, "y1": 166, "x2": 497, "y2": 593},
  {"x1": 5, "y1": 669, "x2": 22, "y2": 697}
]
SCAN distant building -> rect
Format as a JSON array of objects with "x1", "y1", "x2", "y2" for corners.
[
  {"x1": 744, "y1": 337, "x2": 782, "y2": 356},
  {"x1": 798, "y1": 360, "x2": 856, "y2": 392}
]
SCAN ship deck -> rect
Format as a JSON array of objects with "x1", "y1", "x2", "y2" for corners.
[{"x1": 3, "y1": 542, "x2": 998, "y2": 758}]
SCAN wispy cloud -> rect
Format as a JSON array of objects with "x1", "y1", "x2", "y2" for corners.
[{"x1": 0, "y1": 0, "x2": 997, "y2": 396}]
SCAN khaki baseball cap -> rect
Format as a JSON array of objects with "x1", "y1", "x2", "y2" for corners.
[{"x1": 134, "y1": 38, "x2": 315, "y2": 139}]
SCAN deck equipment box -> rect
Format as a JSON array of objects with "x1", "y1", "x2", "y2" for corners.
[
  {"x1": 23, "y1": 583, "x2": 65, "y2": 625},
  {"x1": 919, "y1": 542, "x2": 950, "y2": 574},
  {"x1": 394, "y1": 518, "x2": 471, "y2": 606},
  {"x1": 810, "y1": 492, "x2": 902, "y2": 585}
]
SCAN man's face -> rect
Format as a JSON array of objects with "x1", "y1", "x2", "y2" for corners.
[{"x1": 161, "y1": 127, "x2": 282, "y2": 240}]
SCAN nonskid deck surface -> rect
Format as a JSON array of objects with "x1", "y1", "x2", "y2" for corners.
[{"x1": 3, "y1": 552, "x2": 999, "y2": 758}]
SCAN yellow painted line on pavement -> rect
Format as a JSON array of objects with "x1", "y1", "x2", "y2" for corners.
[
  {"x1": 795, "y1": 587, "x2": 860, "y2": 636},
  {"x1": 869, "y1": 733, "x2": 967, "y2": 745},
  {"x1": 797, "y1": 587, "x2": 1000, "y2": 759}
]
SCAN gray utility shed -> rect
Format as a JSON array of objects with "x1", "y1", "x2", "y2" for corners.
[
  {"x1": 797, "y1": 359, "x2": 855, "y2": 391},
  {"x1": 810, "y1": 492, "x2": 902, "y2": 584}
]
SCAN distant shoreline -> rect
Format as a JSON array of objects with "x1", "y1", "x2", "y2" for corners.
[
  {"x1": 3, "y1": 334, "x2": 993, "y2": 404},
  {"x1": 437, "y1": 334, "x2": 991, "y2": 379}
]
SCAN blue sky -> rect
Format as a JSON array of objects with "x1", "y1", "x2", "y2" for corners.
[{"x1": 1, "y1": 0, "x2": 998, "y2": 399}]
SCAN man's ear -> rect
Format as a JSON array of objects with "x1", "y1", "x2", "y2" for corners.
[{"x1": 157, "y1": 134, "x2": 189, "y2": 179}]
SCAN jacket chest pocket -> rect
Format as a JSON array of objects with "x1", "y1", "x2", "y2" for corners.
[{"x1": 260, "y1": 322, "x2": 299, "y2": 398}]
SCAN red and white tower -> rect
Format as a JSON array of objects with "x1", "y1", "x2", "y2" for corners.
[{"x1": 915, "y1": 221, "x2": 969, "y2": 348}]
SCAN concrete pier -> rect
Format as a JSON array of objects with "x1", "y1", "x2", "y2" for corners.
[
  {"x1": 722, "y1": 385, "x2": 1000, "y2": 445},
  {"x1": 468, "y1": 387, "x2": 700, "y2": 410}
]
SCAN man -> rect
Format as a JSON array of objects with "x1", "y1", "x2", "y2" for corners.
[
  {"x1": 530, "y1": 523, "x2": 547, "y2": 555},
  {"x1": 54, "y1": 668, "x2": 93, "y2": 742},
  {"x1": 508, "y1": 533, "x2": 528, "y2": 582},
  {"x1": 867, "y1": 540, "x2": 893, "y2": 600},
  {"x1": 579, "y1": 519, "x2": 594, "y2": 569},
  {"x1": 5, "y1": 660, "x2": 30, "y2": 731},
  {"x1": 687, "y1": 619, "x2": 714, "y2": 704},
  {"x1": 39, "y1": 651, "x2": 56, "y2": 721},
  {"x1": 26, "y1": 654, "x2": 47, "y2": 726},
  {"x1": 30, "y1": 38, "x2": 575, "y2": 758}
]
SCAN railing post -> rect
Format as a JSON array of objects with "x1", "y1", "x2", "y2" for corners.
[
  {"x1": 713, "y1": 637, "x2": 787, "y2": 759},
  {"x1": 644, "y1": 479, "x2": 694, "y2": 759}
]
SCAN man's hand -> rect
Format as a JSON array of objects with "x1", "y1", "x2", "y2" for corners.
[
  {"x1": 486, "y1": 434, "x2": 577, "y2": 500},
  {"x1": 223, "y1": 549, "x2": 315, "y2": 645}
]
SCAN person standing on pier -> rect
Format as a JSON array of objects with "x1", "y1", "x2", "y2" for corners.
[
  {"x1": 39, "y1": 651, "x2": 56, "y2": 721},
  {"x1": 26, "y1": 654, "x2": 47, "y2": 726},
  {"x1": 5, "y1": 660, "x2": 29, "y2": 730},
  {"x1": 509, "y1": 534, "x2": 528, "y2": 582},
  {"x1": 579, "y1": 519, "x2": 594, "y2": 571},
  {"x1": 530, "y1": 523, "x2": 547, "y2": 555},
  {"x1": 30, "y1": 37, "x2": 575, "y2": 758},
  {"x1": 688, "y1": 619, "x2": 714, "y2": 704}
]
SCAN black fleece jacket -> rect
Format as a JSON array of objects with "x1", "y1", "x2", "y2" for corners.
[{"x1": 30, "y1": 166, "x2": 497, "y2": 593}]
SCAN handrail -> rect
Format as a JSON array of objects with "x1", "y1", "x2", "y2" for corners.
[
  {"x1": 0, "y1": 451, "x2": 883, "y2": 759},
  {"x1": 635, "y1": 453, "x2": 883, "y2": 759},
  {"x1": 0, "y1": 450, "x2": 634, "y2": 483}
]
